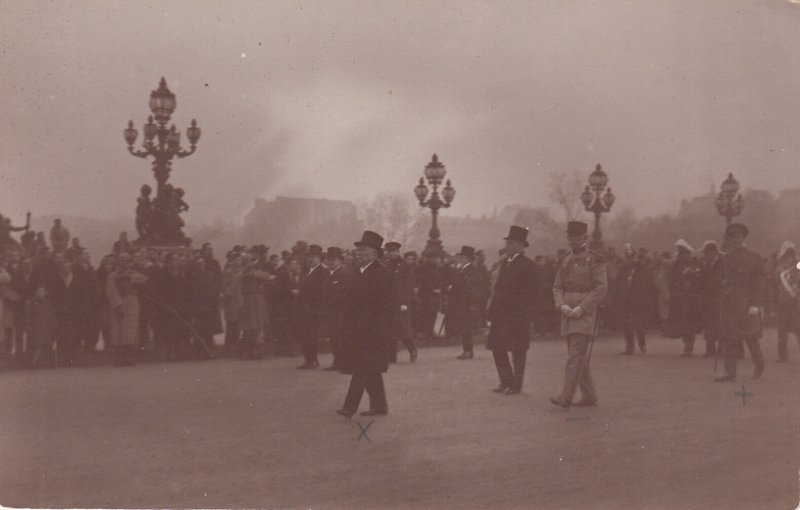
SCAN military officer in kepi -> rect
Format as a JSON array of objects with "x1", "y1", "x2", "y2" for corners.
[
  {"x1": 714, "y1": 222, "x2": 766, "y2": 382},
  {"x1": 550, "y1": 221, "x2": 608, "y2": 408},
  {"x1": 485, "y1": 226, "x2": 537, "y2": 395}
]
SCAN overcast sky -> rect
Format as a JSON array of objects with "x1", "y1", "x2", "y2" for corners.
[{"x1": 2, "y1": 0, "x2": 799, "y2": 227}]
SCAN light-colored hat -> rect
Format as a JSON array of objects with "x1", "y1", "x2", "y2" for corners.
[
  {"x1": 674, "y1": 239, "x2": 694, "y2": 252},
  {"x1": 778, "y1": 241, "x2": 796, "y2": 260}
]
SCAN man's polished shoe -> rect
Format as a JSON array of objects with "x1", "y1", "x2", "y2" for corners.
[
  {"x1": 549, "y1": 396, "x2": 571, "y2": 408},
  {"x1": 336, "y1": 408, "x2": 354, "y2": 419},
  {"x1": 751, "y1": 366, "x2": 764, "y2": 380},
  {"x1": 503, "y1": 387, "x2": 521, "y2": 395},
  {"x1": 492, "y1": 385, "x2": 510, "y2": 393},
  {"x1": 297, "y1": 360, "x2": 319, "y2": 369},
  {"x1": 456, "y1": 351, "x2": 474, "y2": 360},
  {"x1": 714, "y1": 374, "x2": 735, "y2": 382},
  {"x1": 360, "y1": 409, "x2": 388, "y2": 416},
  {"x1": 572, "y1": 399, "x2": 597, "y2": 407}
]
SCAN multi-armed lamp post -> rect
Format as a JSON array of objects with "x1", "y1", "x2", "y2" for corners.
[
  {"x1": 715, "y1": 172, "x2": 744, "y2": 225},
  {"x1": 414, "y1": 154, "x2": 455, "y2": 257},
  {"x1": 123, "y1": 77, "x2": 201, "y2": 245},
  {"x1": 124, "y1": 77, "x2": 201, "y2": 198},
  {"x1": 580, "y1": 164, "x2": 615, "y2": 250}
]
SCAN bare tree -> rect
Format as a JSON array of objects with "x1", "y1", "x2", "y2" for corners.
[
  {"x1": 546, "y1": 169, "x2": 586, "y2": 222},
  {"x1": 358, "y1": 192, "x2": 425, "y2": 246}
]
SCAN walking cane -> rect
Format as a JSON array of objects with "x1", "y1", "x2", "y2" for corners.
[
  {"x1": 134, "y1": 292, "x2": 216, "y2": 359},
  {"x1": 576, "y1": 308, "x2": 601, "y2": 389}
]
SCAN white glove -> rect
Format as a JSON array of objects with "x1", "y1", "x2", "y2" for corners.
[
  {"x1": 571, "y1": 306, "x2": 584, "y2": 319},
  {"x1": 748, "y1": 306, "x2": 760, "y2": 316},
  {"x1": 400, "y1": 304, "x2": 408, "y2": 312},
  {"x1": 559, "y1": 305, "x2": 572, "y2": 316}
]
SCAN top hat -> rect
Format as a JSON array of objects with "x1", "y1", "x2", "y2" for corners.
[
  {"x1": 326, "y1": 247, "x2": 343, "y2": 260},
  {"x1": 567, "y1": 221, "x2": 588, "y2": 236},
  {"x1": 384, "y1": 241, "x2": 402, "y2": 251},
  {"x1": 725, "y1": 222, "x2": 749, "y2": 238},
  {"x1": 457, "y1": 245, "x2": 476, "y2": 258},
  {"x1": 355, "y1": 230, "x2": 384, "y2": 251},
  {"x1": 503, "y1": 225, "x2": 529, "y2": 247},
  {"x1": 307, "y1": 244, "x2": 323, "y2": 256}
]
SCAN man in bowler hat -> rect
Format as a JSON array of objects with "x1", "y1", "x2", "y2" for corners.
[
  {"x1": 486, "y1": 226, "x2": 537, "y2": 394},
  {"x1": 337, "y1": 231, "x2": 397, "y2": 417},
  {"x1": 448, "y1": 245, "x2": 480, "y2": 359},
  {"x1": 550, "y1": 221, "x2": 607, "y2": 408},
  {"x1": 715, "y1": 222, "x2": 765, "y2": 382},
  {"x1": 296, "y1": 244, "x2": 328, "y2": 369}
]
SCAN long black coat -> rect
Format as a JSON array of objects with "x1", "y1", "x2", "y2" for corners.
[
  {"x1": 720, "y1": 246, "x2": 764, "y2": 340},
  {"x1": 320, "y1": 265, "x2": 353, "y2": 338},
  {"x1": 339, "y1": 262, "x2": 397, "y2": 375},
  {"x1": 486, "y1": 254, "x2": 537, "y2": 352},
  {"x1": 446, "y1": 263, "x2": 479, "y2": 336},
  {"x1": 614, "y1": 260, "x2": 657, "y2": 330},
  {"x1": 665, "y1": 256, "x2": 703, "y2": 337}
]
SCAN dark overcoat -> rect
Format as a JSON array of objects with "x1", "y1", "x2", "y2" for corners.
[
  {"x1": 486, "y1": 254, "x2": 537, "y2": 351},
  {"x1": 384, "y1": 258, "x2": 414, "y2": 341},
  {"x1": 320, "y1": 265, "x2": 353, "y2": 338},
  {"x1": 614, "y1": 260, "x2": 657, "y2": 330},
  {"x1": 445, "y1": 263, "x2": 479, "y2": 336},
  {"x1": 664, "y1": 256, "x2": 703, "y2": 337},
  {"x1": 720, "y1": 246, "x2": 764, "y2": 340},
  {"x1": 296, "y1": 265, "x2": 327, "y2": 334},
  {"x1": 186, "y1": 269, "x2": 224, "y2": 336},
  {"x1": 339, "y1": 262, "x2": 397, "y2": 375}
]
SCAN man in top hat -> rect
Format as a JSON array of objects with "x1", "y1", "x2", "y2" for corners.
[
  {"x1": 296, "y1": 244, "x2": 328, "y2": 369},
  {"x1": 550, "y1": 221, "x2": 607, "y2": 408},
  {"x1": 382, "y1": 242, "x2": 419, "y2": 362},
  {"x1": 448, "y1": 246, "x2": 480, "y2": 359},
  {"x1": 337, "y1": 231, "x2": 397, "y2": 417},
  {"x1": 486, "y1": 226, "x2": 537, "y2": 394},
  {"x1": 321, "y1": 247, "x2": 353, "y2": 371},
  {"x1": 698, "y1": 240, "x2": 724, "y2": 357},
  {"x1": 715, "y1": 223, "x2": 765, "y2": 381}
]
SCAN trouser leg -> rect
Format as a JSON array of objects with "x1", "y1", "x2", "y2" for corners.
[
  {"x1": 723, "y1": 336, "x2": 740, "y2": 379},
  {"x1": 400, "y1": 334, "x2": 416, "y2": 354},
  {"x1": 777, "y1": 303, "x2": 791, "y2": 360},
  {"x1": 561, "y1": 334, "x2": 593, "y2": 403},
  {"x1": 330, "y1": 334, "x2": 341, "y2": 366},
  {"x1": 492, "y1": 350, "x2": 514, "y2": 388},
  {"x1": 623, "y1": 327, "x2": 634, "y2": 353},
  {"x1": 365, "y1": 373, "x2": 388, "y2": 411},
  {"x1": 343, "y1": 374, "x2": 367, "y2": 413},
  {"x1": 744, "y1": 337, "x2": 765, "y2": 375},
  {"x1": 636, "y1": 329, "x2": 646, "y2": 350},
  {"x1": 511, "y1": 350, "x2": 527, "y2": 390},
  {"x1": 461, "y1": 331, "x2": 473, "y2": 353},
  {"x1": 683, "y1": 334, "x2": 695, "y2": 354}
]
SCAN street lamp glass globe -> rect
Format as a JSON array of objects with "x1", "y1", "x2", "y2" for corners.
[
  {"x1": 602, "y1": 188, "x2": 615, "y2": 208},
  {"x1": 424, "y1": 154, "x2": 446, "y2": 182},
  {"x1": 721, "y1": 173, "x2": 739, "y2": 195},
  {"x1": 124, "y1": 121, "x2": 138, "y2": 146},
  {"x1": 588, "y1": 164, "x2": 608, "y2": 190},
  {"x1": 414, "y1": 178, "x2": 429, "y2": 202},
  {"x1": 187, "y1": 119, "x2": 201, "y2": 145},
  {"x1": 581, "y1": 185, "x2": 594, "y2": 208},
  {"x1": 442, "y1": 180, "x2": 456, "y2": 204},
  {"x1": 149, "y1": 77, "x2": 177, "y2": 122},
  {"x1": 144, "y1": 116, "x2": 158, "y2": 140}
]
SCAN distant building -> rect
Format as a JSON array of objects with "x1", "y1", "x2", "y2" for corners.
[{"x1": 242, "y1": 196, "x2": 361, "y2": 248}]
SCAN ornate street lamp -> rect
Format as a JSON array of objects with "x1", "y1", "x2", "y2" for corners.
[
  {"x1": 124, "y1": 77, "x2": 200, "y2": 245},
  {"x1": 581, "y1": 164, "x2": 615, "y2": 249},
  {"x1": 414, "y1": 154, "x2": 455, "y2": 257},
  {"x1": 715, "y1": 172, "x2": 744, "y2": 225}
]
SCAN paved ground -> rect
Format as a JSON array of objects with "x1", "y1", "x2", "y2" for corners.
[{"x1": 1, "y1": 330, "x2": 798, "y2": 510}]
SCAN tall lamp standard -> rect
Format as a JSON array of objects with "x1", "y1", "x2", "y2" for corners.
[
  {"x1": 715, "y1": 172, "x2": 744, "y2": 225},
  {"x1": 414, "y1": 154, "x2": 455, "y2": 257},
  {"x1": 580, "y1": 164, "x2": 615, "y2": 250},
  {"x1": 124, "y1": 77, "x2": 201, "y2": 198},
  {"x1": 123, "y1": 77, "x2": 201, "y2": 245}
]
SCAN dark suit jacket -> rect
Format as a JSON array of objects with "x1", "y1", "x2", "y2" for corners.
[
  {"x1": 486, "y1": 253, "x2": 537, "y2": 351},
  {"x1": 446, "y1": 263, "x2": 479, "y2": 335},
  {"x1": 339, "y1": 261, "x2": 397, "y2": 375},
  {"x1": 321, "y1": 265, "x2": 354, "y2": 337},
  {"x1": 297, "y1": 264, "x2": 327, "y2": 323}
]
